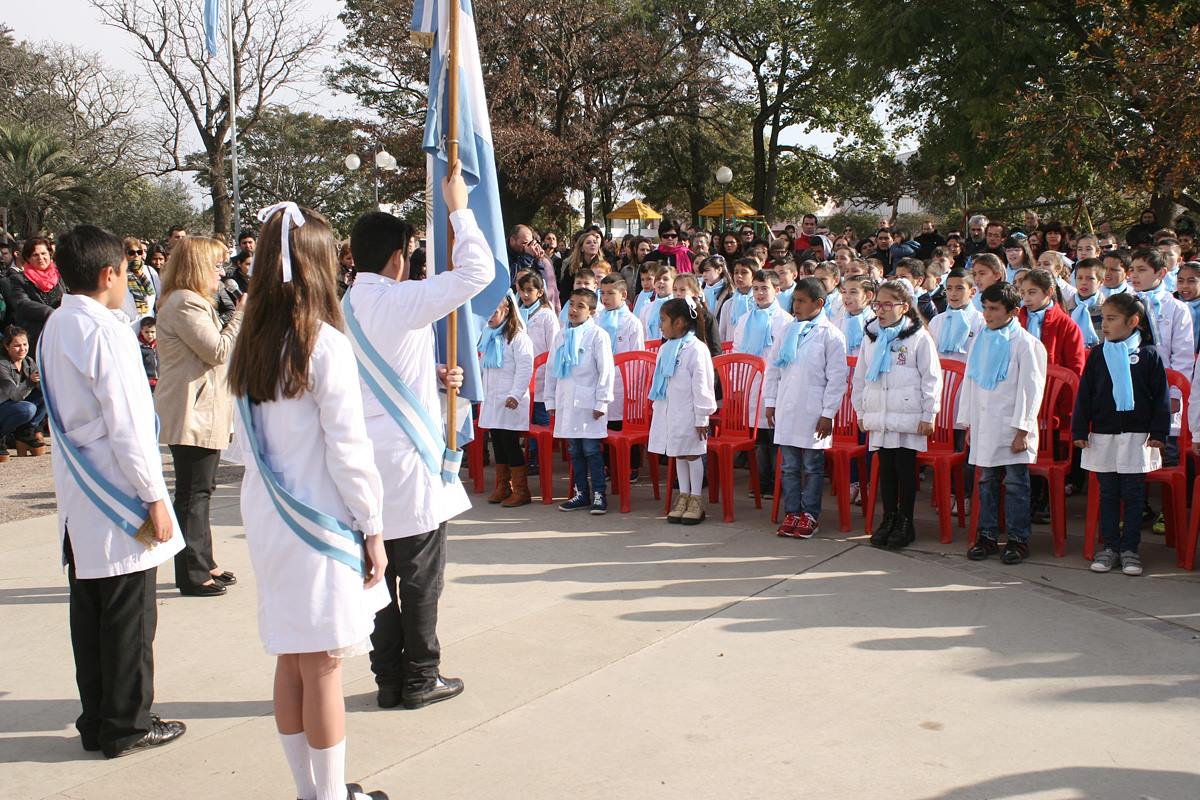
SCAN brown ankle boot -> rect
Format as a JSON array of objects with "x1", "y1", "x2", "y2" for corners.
[
  {"x1": 502, "y1": 465, "x2": 532, "y2": 507},
  {"x1": 488, "y1": 464, "x2": 512, "y2": 504}
]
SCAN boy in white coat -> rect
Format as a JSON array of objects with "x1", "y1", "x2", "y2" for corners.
[
  {"x1": 41, "y1": 225, "x2": 186, "y2": 758},
  {"x1": 599, "y1": 274, "x2": 646, "y2": 479},
  {"x1": 957, "y1": 282, "x2": 1048, "y2": 565},
  {"x1": 546, "y1": 288, "x2": 616, "y2": 514},
  {"x1": 346, "y1": 163, "x2": 490, "y2": 711},
  {"x1": 765, "y1": 278, "x2": 849, "y2": 538}
]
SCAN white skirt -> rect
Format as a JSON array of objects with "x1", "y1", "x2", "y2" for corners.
[{"x1": 1081, "y1": 432, "x2": 1162, "y2": 475}]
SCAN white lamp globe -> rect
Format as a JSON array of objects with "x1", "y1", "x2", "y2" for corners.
[
  {"x1": 344, "y1": 153, "x2": 361, "y2": 171},
  {"x1": 715, "y1": 166, "x2": 733, "y2": 185}
]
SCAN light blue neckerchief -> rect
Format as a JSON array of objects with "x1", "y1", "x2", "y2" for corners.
[
  {"x1": 1005, "y1": 265, "x2": 1020, "y2": 283},
  {"x1": 1101, "y1": 281, "x2": 1129, "y2": 299},
  {"x1": 599, "y1": 305, "x2": 629, "y2": 350},
  {"x1": 478, "y1": 322, "x2": 506, "y2": 369},
  {"x1": 632, "y1": 289, "x2": 655, "y2": 318},
  {"x1": 971, "y1": 293, "x2": 983, "y2": 311},
  {"x1": 1138, "y1": 282, "x2": 1168, "y2": 341},
  {"x1": 729, "y1": 290, "x2": 752, "y2": 327},
  {"x1": 649, "y1": 331, "x2": 695, "y2": 401},
  {"x1": 843, "y1": 311, "x2": 867, "y2": 353},
  {"x1": 867, "y1": 319, "x2": 906, "y2": 382},
  {"x1": 1072, "y1": 294, "x2": 1101, "y2": 347},
  {"x1": 519, "y1": 301, "x2": 543, "y2": 324},
  {"x1": 773, "y1": 318, "x2": 818, "y2": 368},
  {"x1": 1183, "y1": 296, "x2": 1200, "y2": 350},
  {"x1": 1164, "y1": 268, "x2": 1179, "y2": 292},
  {"x1": 777, "y1": 285, "x2": 795, "y2": 315},
  {"x1": 1026, "y1": 302, "x2": 1051, "y2": 339},
  {"x1": 645, "y1": 295, "x2": 669, "y2": 339},
  {"x1": 553, "y1": 318, "x2": 595, "y2": 378},
  {"x1": 1102, "y1": 331, "x2": 1141, "y2": 412},
  {"x1": 966, "y1": 317, "x2": 1017, "y2": 390},
  {"x1": 739, "y1": 306, "x2": 774, "y2": 356},
  {"x1": 938, "y1": 307, "x2": 972, "y2": 354},
  {"x1": 703, "y1": 280, "x2": 725, "y2": 312}
]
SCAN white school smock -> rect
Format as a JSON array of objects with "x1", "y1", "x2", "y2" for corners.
[
  {"x1": 544, "y1": 322, "x2": 615, "y2": 439},
  {"x1": 732, "y1": 303, "x2": 791, "y2": 429},
  {"x1": 604, "y1": 309, "x2": 645, "y2": 421},
  {"x1": 954, "y1": 325, "x2": 1047, "y2": 467},
  {"x1": 638, "y1": 294, "x2": 670, "y2": 340},
  {"x1": 851, "y1": 320, "x2": 943, "y2": 453},
  {"x1": 523, "y1": 304, "x2": 560, "y2": 403},
  {"x1": 1143, "y1": 290, "x2": 1193, "y2": 435},
  {"x1": 237, "y1": 324, "x2": 389, "y2": 656},
  {"x1": 1080, "y1": 432, "x2": 1162, "y2": 474},
  {"x1": 344, "y1": 209, "x2": 493, "y2": 539},
  {"x1": 927, "y1": 305, "x2": 985, "y2": 365},
  {"x1": 718, "y1": 289, "x2": 751, "y2": 343},
  {"x1": 764, "y1": 315, "x2": 849, "y2": 450},
  {"x1": 478, "y1": 329, "x2": 535, "y2": 432},
  {"x1": 41, "y1": 294, "x2": 183, "y2": 579},
  {"x1": 648, "y1": 337, "x2": 718, "y2": 457}
]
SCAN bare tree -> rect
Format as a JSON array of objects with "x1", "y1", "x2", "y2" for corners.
[{"x1": 90, "y1": 0, "x2": 329, "y2": 234}]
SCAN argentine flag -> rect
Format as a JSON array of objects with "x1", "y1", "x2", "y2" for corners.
[
  {"x1": 413, "y1": 0, "x2": 511, "y2": 445},
  {"x1": 204, "y1": 0, "x2": 220, "y2": 57}
]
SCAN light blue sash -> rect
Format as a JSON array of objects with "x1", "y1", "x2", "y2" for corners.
[
  {"x1": 38, "y1": 350, "x2": 148, "y2": 538},
  {"x1": 236, "y1": 396, "x2": 366, "y2": 576},
  {"x1": 342, "y1": 293, "x2": 461, "y2": 483}
]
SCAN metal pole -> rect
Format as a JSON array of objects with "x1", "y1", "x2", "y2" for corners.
[
  {"x1": 373, "y1": 147, "x2": 380, "y2": 206},
  {"x1": 225, "y1": 0, "x2": 242, "y2": 234},
  {"x1": 444, "y1": 0, "x2": 462, "y2": 452},
  {"x1": 722, "y1": 192, "x2": 727, "y2": 230}
]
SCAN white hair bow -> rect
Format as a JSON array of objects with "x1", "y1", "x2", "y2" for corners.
[
  {"x1": 683, "y1": 295, "x2": 699, "y2": 319},
  {"x1": 257, "y1": 202, "x2": 305, "y2": 283}
]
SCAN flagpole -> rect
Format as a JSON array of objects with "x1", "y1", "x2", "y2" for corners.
[
  {"x1": 225, "y1": 0, "x2": 243, "y2": 234},
  {"x1": 444, "y1": 0, "x2": 461, "y2": 452}
]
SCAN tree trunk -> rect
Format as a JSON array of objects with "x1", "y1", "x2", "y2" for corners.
[
  {"x1": 583, "y1": 182, "x2": 594, "y2": 229},
  {"x1": 751, "y1": 114, "x2": 768, "y2": 223},
  {"x1": 209, "y1": 146, "x2": 231, "y2": 237},
  {"x1": 1150, "y1": 184, "x2": 1178, "y2": 229},
  {"x1": 763, "y1": 108, "x2": 783, "y2": 222}
]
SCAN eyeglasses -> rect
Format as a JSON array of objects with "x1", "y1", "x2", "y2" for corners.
[
  {"x1": 661, "y1": 233, "x2": 678, "y2": 240},
  {"x1": 127, "y1": 249, "x2": 145, "y2": 256},
  {"x1": 869, "y1": 301, "x2": 906, "y2": 311}
]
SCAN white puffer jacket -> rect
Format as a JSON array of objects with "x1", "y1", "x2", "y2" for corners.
[{"x1": 851, "y1": 318, "x2": 942, "y2": 437}]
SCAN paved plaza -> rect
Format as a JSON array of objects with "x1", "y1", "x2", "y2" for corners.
[{"x1": 3, "y1": 468, "x2": 1200, "y2": 799}]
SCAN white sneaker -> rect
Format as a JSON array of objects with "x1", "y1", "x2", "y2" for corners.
[
  {"x1": 848, "y1": 482, "x2": 861, "y2": 506},
  {"x1": 1120, "y1": 551, "x2": 1143, "y2": 576}
]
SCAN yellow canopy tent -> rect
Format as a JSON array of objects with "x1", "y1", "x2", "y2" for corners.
[
  {"x1": 606, "y1": 198, "x2": 662, "y2": 235},
  {"x1": 698, "y1": 193, "x2": 757, "y2": 219}
]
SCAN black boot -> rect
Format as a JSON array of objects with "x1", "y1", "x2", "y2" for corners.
[
  {"x1": 870, "y1": 512, "x2": 896, "y2": 547},
  {"x1": 887, "y1": 515, "x2": 915, "y2": 549}
]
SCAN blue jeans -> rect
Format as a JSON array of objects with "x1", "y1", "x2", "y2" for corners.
[
  {"x1": 1096, "y1": 472, "x2": 1145, "y2": 553},
  {"x1": 976, "y1": 463, "x2": 1031, "y2": 542},
  {"x1": 0, "y1": 387, "x2": 45, "y2": 435},
  {"x1": 569, "y1": 438, "x2": 606, "y2": 496},
  {"x1": 781, "y1": 446, "x2": 825, "y2": 519}
]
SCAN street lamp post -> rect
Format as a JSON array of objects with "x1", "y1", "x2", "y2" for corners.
[
  {"x1": 715, "y1": 165, "x2": 733, "y2": 230},
  {"x1": 345, "y1": 148, "x2": 398, "y2": 208}
]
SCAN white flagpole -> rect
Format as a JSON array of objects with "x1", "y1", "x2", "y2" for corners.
[{"x1": 225, "y1": 0, "x2": 242, "y2": 233}]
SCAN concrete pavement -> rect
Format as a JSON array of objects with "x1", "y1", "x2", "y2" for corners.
[{"x1": 2, "y1": 471, "x2": 1199, "y2": 799}]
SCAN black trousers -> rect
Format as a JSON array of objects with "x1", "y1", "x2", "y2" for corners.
[
  {"x1": 169, "y1": 444, "x2": 220, "y2": 589},
  {"x1": 65, "y1": 534, "x2": 156, "y2": 754},
  {"x1": 490, "y1": 428, "x2": 526, "y2": 467},
  {"x1": 877, "y1": 447, "x2": 917, "y2": 521},
  {"x1": 370, "y1": 524, "x2": 447, "y2": 694}
]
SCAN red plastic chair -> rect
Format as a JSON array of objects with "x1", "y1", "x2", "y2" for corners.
[
  {"x1": 644, "y1": 339, "x2": 662, "y2": 354},
  {"x1": 666, "y1": 353, "x2": 765, "y2": 522},
  {"x1": 1085, "y1": 368, "x2": 1190, "y2": 563},
  {"x1": 721, "y1": 341, "x2": 734, "y2": 353},
  {"x1": 606, "y1": 352, "x2": 661, "y2": 512},
  {"x1": 909, "y1": 360, "x2": 968, "y2": 543},
  {"x1": 466, "y1": 402, "x2": 487, "y2": 493},
  {"x1": 527, "y1": 353, "x2": 558, "y2": 504},
  {"x1": 770, "y1": 356, "x2": 864, "y2": 533},
  {"x1": 968, "y1": 365, "x2": 1079, "y2": 556}
]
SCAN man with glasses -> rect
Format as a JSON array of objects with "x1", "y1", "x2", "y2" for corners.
[{"x1": 508, "y1": 223, "x2": 559, "y2": 308}]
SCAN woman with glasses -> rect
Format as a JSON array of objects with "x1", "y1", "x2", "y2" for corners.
[
  {"x1": 120, "y1": 236, "x2": 162, "y2": 329},
  {"x1": 644, "y1": 219, "x2": 697, "y2": 273},
  {"x1": 155, "y1": 237, "x2": 244, "y2": 597},
  {"x1": 8, "y1": 237, "x2": 63, "y2": 355}
]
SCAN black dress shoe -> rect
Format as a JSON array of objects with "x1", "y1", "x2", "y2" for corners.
[
  {"x1": 179, "y1": 582, "x2": 226, "y2": 597},
  {"x1": 402, "y1": 676, "x2": 464, "y2": 709},
  {"x1": 870, "y1": 512, "x2": 896, "y2": 548},
  {"x1": 211, "y1": 570, "x2": 237, "y2": 586},
  {"x1": 81, "y1": 734, "x2": 100, "y2": 752},
  {"x1": 102, "y1": 718, "x2": 186, "y2": 758},
  {"x1": 376, "y1": 686, "x2": 404, "y2": 709}
]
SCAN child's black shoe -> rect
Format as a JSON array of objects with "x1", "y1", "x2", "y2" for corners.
[
  {"x1": 870, "y1": 512, "x2": 896, "y2": 548},
  {"x1": 967, "y1": 534, "x2": 999, "y2": 561},
  {"x1": 1001, "y1": 538, "x2": 1029, "y2": 564},
  {"x1": 887, "y1": 516, "x2": 915, "y2": 549}
]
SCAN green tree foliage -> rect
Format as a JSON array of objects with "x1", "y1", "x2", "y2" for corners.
[{"x1": 0, "y1": 125, "x2": 92, "y2": 239}]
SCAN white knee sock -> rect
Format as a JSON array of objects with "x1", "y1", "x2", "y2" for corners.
[
  {"x1": 280, "y1": 732, "x2": 317, "y2": 800},
  {"x1": 688, "y1": 459, "x2": 704, "y2": 496},
  {"x1": 309, "y1": 738, "x2": 347, "y2": 800},
  {"x1": 676, "y1": 459, "x2": 691, "y2": 495}
]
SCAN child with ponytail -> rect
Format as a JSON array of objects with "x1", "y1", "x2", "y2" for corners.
[{"x1": 478, "y1": 292, "x2": 535, "y2": 507}]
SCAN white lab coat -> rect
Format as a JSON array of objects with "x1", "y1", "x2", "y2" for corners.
[
  {"x1": 851, "y1": 319, "x2": 943, "y2": 452},
  {"x1": 718, "y1": 289, "x2": 753, "y2": 344},
  {"x1": 601, "y1": 307, "x2": 645, "y2": 421},
  {"x1": 1143, "y1": 290, "x2": 1193, "y2": 435},
  {"x1": 523, "y1": 303, "x2": 560, "y2": 403},
  {"x1": 237, "y1": 323, "x2": 389, "y2": 655},
  {"x1": 344, "y1": 209, "x2": 493, "y2": 539},
  {"x1": 545, "y1": 320, "x2": 615, "y2": 439},
  {"x1": 927, "y1": 305, "x2": 985, "y2": 364},
  {"x1": 764, "y1": 315, "x2": 849, "y2": 450},
  {"x1": 41, "y1": 294, "x2": 183, "y2": 579},
  {"x1": 732, "y1": 303, "x2": 791, "y2": 429},
  {"x1": 638, "y1": 294, "x2": 671, "y2": 340},
  {"x1": 955, "y1": 323, "x2": 1047, "y2": 467},
  {"x1": 478, "y1": 329, "x2": 535, "y2": 432},
  {"x1": 648, "y1": 336, "x2": 718, "y2": 457}
]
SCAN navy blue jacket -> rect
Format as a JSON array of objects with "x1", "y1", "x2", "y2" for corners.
[{"x1": 1071, "y1": 342, "x2": 1170, "y2": 442}]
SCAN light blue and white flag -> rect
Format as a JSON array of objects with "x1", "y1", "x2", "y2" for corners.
[
  {"x1": 413, "y1": 0, "x2": 511, "y2": 439},
  {"x1": 203, "y1": 0, "x2": 220, "y2": 58}
]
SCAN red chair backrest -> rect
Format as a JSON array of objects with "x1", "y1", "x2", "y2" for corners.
[
  {"x1": 712, "y1": 353, "x2": 765, "y2": 440},
  {"x1": 927, "y1": 359, "x2": 967, "y2": 453},
  {"x1": 1168, "y1": 368, "x2": 1191, "y2": 449},
  {"x1": 615, "y1": 351, "x2": 657, "y2": 433},
  {"x1": 831, "y1": 356, "x2": 860, "y2": 444},
  {"x1": 529, "y1": 352, "x2": 549, "y2": 424},
  {"x1": 1037, "y1": 364, "x2": 1080, "y2": 460},
  {"x1": 644, "y1": 339, "x2": 662, "y2": 353},
  {"x1": 721, "y1": 341, "x2": 734, "y2": 353}
]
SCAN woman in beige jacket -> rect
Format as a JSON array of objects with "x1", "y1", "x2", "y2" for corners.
[{"x1": 155, "y1": 237, "x2": 244, "y2": 597}]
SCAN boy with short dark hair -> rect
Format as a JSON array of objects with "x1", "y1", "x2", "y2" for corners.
[
  {"x1": 42, "y1": 225, "x2": 186, "y2": 758},
  {"x1": 138, "y1": 316, "x2": 159, "y2": 390}
]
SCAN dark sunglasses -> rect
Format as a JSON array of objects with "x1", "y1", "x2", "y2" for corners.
[
  {"x1": 127, "y1": 249, "x2": 145, "y2": 256},
  {"x1": 661, "y1": 233, "x2": 678, "y2": 239}
]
